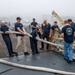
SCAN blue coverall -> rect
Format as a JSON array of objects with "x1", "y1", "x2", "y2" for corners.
[
  {"x1": 30, "y1": 30, "x2": 41, "y2": 54},
  {"x1": 1, "y1": 25, "x2": 14, "y2": 56}
]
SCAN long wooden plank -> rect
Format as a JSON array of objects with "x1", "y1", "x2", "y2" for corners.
[
  {"x1": 0, "y1": 31, "x2": 75, "y2": 49},
  {"x1": 0, "y1": 31, "x2": 63, "y2": 48},
  {"x1": 0, "y1": 59, "x2": 75, "y2": 75},
  {"x1": 52, "y1": 10, "x2": 64, "y2": 25},
  {"x1": 1, "y1": 31, "x2": 75, "y2": 48}
]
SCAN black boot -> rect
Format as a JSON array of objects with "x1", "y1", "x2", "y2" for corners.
[
  {"x1": 67, "y1": 60, "x2": 73, "y2": 64},
  {"x1": 24, "y1": 52, "x2": 30, "y2": 55},
  {"x1": 73, "y1": 59, "x2": 75, "y2": 62},
  {"x1": 9, "y1": 54, "x2": 14, "y2": 57},
  {"x1": 36, "y1": 52, "x2": 40, "y2": 54}
]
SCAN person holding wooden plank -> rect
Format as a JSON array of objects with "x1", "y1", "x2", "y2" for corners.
[
  {"x1": 30, "y1": 26, "x2": 41, "y2": 55},
  {"x1": 61, "y1": 20, "x2": 75, "y2": 63},
  {"x1": 0, "y1": 21, "x2": 18, "y2": 57},
  {"x1": 51, "y1": 21, "x2": 60, "y2": 37},
  {"x1": 50, "y1": 21, "x2": 60, "y2": 50},
  {"x1": 15, "y1": 17, "x2": 29, "y2": 55},
  {"x1": 40, "y1": 20, "x2": 52, "y2": 51},
  {"x1": 51, "y1": 21, "x2": 60, "y2": 41}
]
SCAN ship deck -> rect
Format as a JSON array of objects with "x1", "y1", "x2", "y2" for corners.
[{"x1": 0, "y1": 51, "x2": 75, "y2": 75}]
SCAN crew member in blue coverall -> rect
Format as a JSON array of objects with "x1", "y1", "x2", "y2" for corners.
[
  {"x1": 1, "y1": 21, "x2": 18, "y2": 57},
  {"x1": 30, "y1": 27, "x2": 41, "y2": 55}
]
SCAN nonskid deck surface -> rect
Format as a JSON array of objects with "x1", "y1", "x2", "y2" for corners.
[{"x1": 0, "y1": 51, "x2": 75, "y2": 75}]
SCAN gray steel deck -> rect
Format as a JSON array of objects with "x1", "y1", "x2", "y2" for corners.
[{"x1": 0, "y1": 51, "x2": 75, "y2": 75}]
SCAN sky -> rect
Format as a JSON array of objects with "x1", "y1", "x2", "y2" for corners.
[{"x1": 0, "y1": 0, "x2": 75, "y2": 17}]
